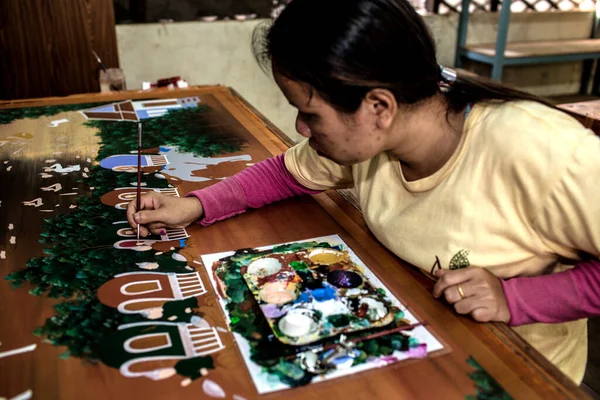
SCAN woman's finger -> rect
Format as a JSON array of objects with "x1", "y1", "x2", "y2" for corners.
[{"x1": 433, "y1": 268, "x2": 477, "y2": 298}]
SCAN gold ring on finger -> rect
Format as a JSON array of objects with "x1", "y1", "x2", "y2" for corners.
[{"x1": 457, "y1": 283, "x2": 466, "y2": 300}]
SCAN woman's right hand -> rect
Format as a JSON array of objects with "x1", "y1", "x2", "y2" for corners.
[{"x1": 126, "y1": 192, "x2": 204, "y2": 237}]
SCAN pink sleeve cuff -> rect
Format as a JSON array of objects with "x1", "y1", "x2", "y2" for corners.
[
  {"x1": 185, "y1": 179, "x2": 247, "y2": 226},
  {"x1": 185, "y1": 153, "x2": 321, "y2": 226},
  {"x1": 501, "y1": 258, "x2": 600, "y2": 326}
]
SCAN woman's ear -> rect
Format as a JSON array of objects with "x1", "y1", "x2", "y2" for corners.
[{"x1": 363, "y1": 89, "x2": 397, "y2": 129}]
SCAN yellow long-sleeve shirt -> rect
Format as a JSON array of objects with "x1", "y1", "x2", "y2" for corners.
[{"x1": 284, "y1": 100, "x2": 600, "y2": 383}]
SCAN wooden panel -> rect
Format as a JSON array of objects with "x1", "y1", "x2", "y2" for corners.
[
  {"x1": 0, "y1": 86, "x2": 591, "y2": 400},
  {"x1": 0, "y1": 0, "x2": 119, "y2": 100},
  {"x1": 466, "y1": 39, "x2": 600, "y2": 58}
]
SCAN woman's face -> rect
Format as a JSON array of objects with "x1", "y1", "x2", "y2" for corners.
[{"x1": 274, "y1": 73, "x2": 390, "y2": 166}]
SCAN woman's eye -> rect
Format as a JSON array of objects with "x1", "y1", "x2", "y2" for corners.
[{"x1": 299, "y1": 112, "x2": 316, "y2": 122}]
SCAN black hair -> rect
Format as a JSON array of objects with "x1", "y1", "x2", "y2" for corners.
[{"x1": 252, "y1": 0, "x2": 555, "y2": 114}]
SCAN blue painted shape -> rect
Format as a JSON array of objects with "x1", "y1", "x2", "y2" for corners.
[
  {"x1": 179, "y1": 239, "x2": 187, "y2": 248},
  {"x1": 86, "y1": 104, "x2": 117, "y2": 113},
  {"x1": 99, "y1": 155, "x2": 148, "y2": 169},
  {"x1": 159, "y1": 146, "x2": 171, "y2": 152},
  {"x1": 136, "y1": 110, "x2": 150, "y2": 119},
  {"x1": 312, "y1": 286, "x2": 336, "y2": 302},
  {"x1": 295, "y1": 292, "x2": 311, "y2": 304}
]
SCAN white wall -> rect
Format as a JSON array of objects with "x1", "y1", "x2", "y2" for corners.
[{"x1": 117, "y1": 11, "x2": 595, "y2": 143}]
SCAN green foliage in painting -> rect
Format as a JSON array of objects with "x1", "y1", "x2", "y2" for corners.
[
  {"x1": 449, "y1": 249, "x2": 470, "y2": 270},
  {"x1": 465, "y1": 357, "x2": 513, "y2": 400},
  {"x1": 0, "y1": 103, "x2": 106, "y2": 125},
  {"x1": 5, "y1": 100, "x2": 246, "y2": 364},
  {"x1": 34, "y1": 297, "x2": 143, "y2": 361},
  {"x1": 88, "y1": 107, "x2": 246, "y2": 160}
]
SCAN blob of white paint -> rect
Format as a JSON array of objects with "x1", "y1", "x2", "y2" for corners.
[
  {"x1": 6, "y1": 166, "x2": 12, "y2": 171},
  {"x1": 45, "y1": 159, "x2": 56, "y2": 163},
  {"x1": 83, "y1": 167, "x2": 89, "y2": 172},
  {"x1": 232, "y1": 395, "x2": 247, "y2": 400},
  {"x1": 185, "y1": 307, "x2": 192, "y2": 314},
  {"x1": 137, "y1": 262, "x2": 159, "y2": 270},
  {"x1": 0, "y1": 251, "x2": 6, "y2": 259},
  {"x1": 82, "y1": 173, "x2": 89, "y2": 178},
  {"x1": 155, "y1": 367, "x2": 177, "y2": 380},
  {"x1": 8, "y1": 224, "x2": 14, "y2": 230},
  {"x1": 86, "y1": 158, "x2": 91, "y2": 163},
  {"x1": 167, "y1": 315, "x2": 177, "y2": 321},
  {"x1": 142, "y1": 307, "x2": 164, "y2": 320},
  {"x1": 49, "y1": 118, "x2": 69, "y2": 127},
  {"x1": 247, "y1": 258, "x2": 282, "y2": 277},
  {"x1": 154, "y1": 173, "x2": 166, "y2": 179},
  {"x1": 202, "y1": 379, "x2": 226, "y2": 398},
  {"x1": 39, "y1": 173, "x2": 53, "y2": 179},
  {"x1": 169, "y1": 247, "x2": 175, "y2": 251},
  {"x1": 172, "y1": 252, "x2": 186, "y2": 262},
  {"x1": 193, "y1": 260, "x2": 202, "y2": 265},
  {"x1": 9, "y1": 236, "x2": 16, "y2": 244},
  {"x1": 190, "y1": 316, "x2": 211, "y2": 329},
  {"x1": 158, "y1": 146, "x2": 251, "y2": 182},
  {"x1": 10, "y1": 389, "x2": 33, "y2": 400},
  {"x1": 185, "y1": 266, "x2": 194, "y2": 271},
  {"x1": 180, "y1": 378, "x2": 192, "y2": 387},
  {"x1": 154, "y1": 252, "x2": 163, "y2": 256},
  {"x1": 41, "y1": 183, "x2": 62, "y2": 192},
  {"x1": 44, "y1": 163, "x2": 80, "y2": 173},
  {"x1": 0, "y1": 344, "x2": 37, "y2": 359},
  {"x1": 69, "y1": 205, "x2": 77, "y2": 209},
  {"x1": 89, "y1": 187, "x2": 95, "y2": 190},
  {"x1": 3, "y1": 161, "x2": 8, "y2": 164},
  {"x1": 22, "y1": 198, "x2": 43, "y2": 207},
  {"x1": 216, "y1": 326, "x2": 229, "y2": 333}
]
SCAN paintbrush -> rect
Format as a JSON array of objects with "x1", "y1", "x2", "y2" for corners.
[
  {"x1": 136, "y1": 122, "x2": 142, "y2": 243},
  {"x1": 285, "y1": 320, "x2": 429, "y2": 361},
  {"x1": 93, "y1": 50, "x2": 119, "y2": 91}
]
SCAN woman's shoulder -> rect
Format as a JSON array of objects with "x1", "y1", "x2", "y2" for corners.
[{"x1": 469, "y1": 100, "x2": 594, "y2": 159}]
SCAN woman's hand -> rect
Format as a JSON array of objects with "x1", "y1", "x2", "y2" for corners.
[
  {"x1": 432, "y1": 267, "x2": 511, "y2": 323},
  {"x1": 126, "y1": 192, "x2": 204, "y2": 237}
]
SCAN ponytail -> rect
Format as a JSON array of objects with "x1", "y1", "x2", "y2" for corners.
[{"x1": 443, "y1": 68, "x2": 556, "y2": 113}]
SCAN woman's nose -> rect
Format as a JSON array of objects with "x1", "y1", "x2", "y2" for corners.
[{"x1": 296, "y1": 116, "x2": 312, "y2": 138}]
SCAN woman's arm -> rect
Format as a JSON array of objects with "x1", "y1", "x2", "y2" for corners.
[
  {"x1": 501, "y1": 258, "x2": 600, "y2": 326},
  {"x1": 186, "y1": 154, "x2": 321, "y2": 225}
]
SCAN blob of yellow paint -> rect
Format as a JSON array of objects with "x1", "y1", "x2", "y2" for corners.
[
  {"x1": 308, "y1": 248, "x2": 345, "y2": 265},
  {"x1": 259, "y1": 281, "x2": 298, "y2": 305}
]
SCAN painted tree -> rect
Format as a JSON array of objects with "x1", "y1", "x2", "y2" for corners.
[{"x1": 88, "y1": 107, "x2": 246, "y2": 160}]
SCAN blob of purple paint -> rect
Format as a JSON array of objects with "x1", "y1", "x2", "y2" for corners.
[
  {"x1": 327, "y1": 270, "x2": 363, "y2": 288},
  {"x1": 260, "y1": 303, "x2": 287, "y2": 318}
]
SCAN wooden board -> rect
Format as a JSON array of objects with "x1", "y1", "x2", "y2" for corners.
[
  {"x1": 465, "y1": 38, "x2": 600, "y2": 58},
  {"x1": 0, "y1": 86, "x2": 590, "y2": 399},
  {"x1": 0, "y1": 0, "x2": 119, "y2": 100}
]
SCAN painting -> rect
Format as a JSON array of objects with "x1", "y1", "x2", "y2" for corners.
[
  {"x1": 201, "y1": 234, "x2": 444, "y2": 394},
  {"x1": 0, "y1": 91, "x2": 271, "y2": 397}
]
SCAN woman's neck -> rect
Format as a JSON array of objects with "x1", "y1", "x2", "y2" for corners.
[{"x1": 388, "y1": 94, "x2": 467, "y2": 182}]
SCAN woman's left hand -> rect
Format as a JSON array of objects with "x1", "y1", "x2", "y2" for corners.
[{"x1": 432, "y1": 268, "x2": 511, "y2": 323}]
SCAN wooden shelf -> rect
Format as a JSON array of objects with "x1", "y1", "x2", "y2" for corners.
[{"x1": 465, "y1": 38, "x2": 600, "y2": 58}]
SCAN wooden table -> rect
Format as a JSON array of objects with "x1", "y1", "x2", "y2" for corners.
[
  {"x1": 0, "y1": 86, "x2": 589, "y2": 400},
  {"x1": 559, "y1": 99, "x2": 600, "y2": 136}
]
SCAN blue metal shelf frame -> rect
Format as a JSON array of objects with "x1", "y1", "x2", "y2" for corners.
[{"x1": 454, "y1": 0, "x2": 600, "y2": 94}]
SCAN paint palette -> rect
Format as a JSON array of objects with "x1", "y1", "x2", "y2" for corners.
[{"x1": 241, "y1": 246, "x2": 395, "y2": 345}]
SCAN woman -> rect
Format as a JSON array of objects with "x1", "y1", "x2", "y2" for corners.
[{"x1": 127, "y1": 0, "x2": 600, "y2": 384}]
